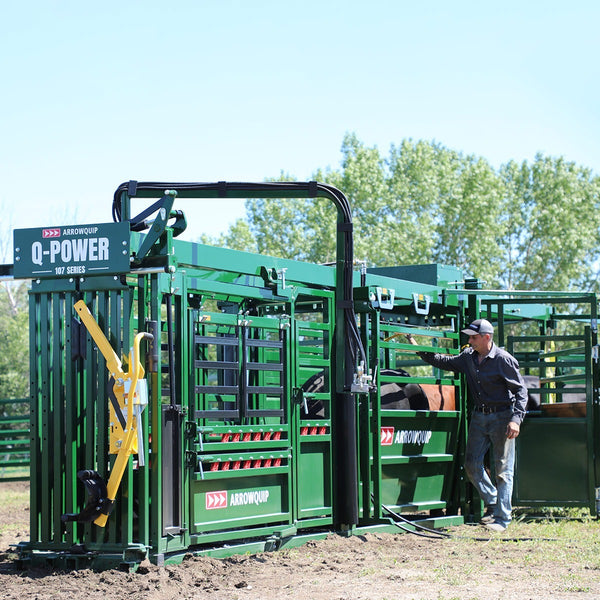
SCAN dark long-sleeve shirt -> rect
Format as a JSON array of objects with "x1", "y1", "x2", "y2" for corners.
[{"x1": 417, "y1": 343, "x2": 528, "y2": 425}]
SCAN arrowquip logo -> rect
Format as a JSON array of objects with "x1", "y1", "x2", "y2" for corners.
[
  {"x1": 230, "y1": 490, "x2": 270, "y2": 507},
  {"x1": 395, "y1": 430, "x2": 432, "y2": 444},
  {"x1": 206, "y1": 491, "x2": 227, "y2": 509},
  {"x1": 205, "y1": 489, "x2": 270, "y2": 510},
  {"x1": 381, "y1": 427, "x2": 433, "y2": 446},
  {"x1": 381, "y1": 427, "x2": 394, "y2": 446}
]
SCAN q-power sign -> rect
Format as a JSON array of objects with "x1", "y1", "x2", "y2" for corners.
[{"x1": 13, "y1": 222, "x2": 130, "y2": 279}]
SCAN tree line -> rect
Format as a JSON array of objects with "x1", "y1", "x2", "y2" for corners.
[
  {"x1": 207, "y1": 133, "x2": 600, "y2": 291},
  {"x1": 2, "y1": 134, "x2": 600, "y2": 398}
]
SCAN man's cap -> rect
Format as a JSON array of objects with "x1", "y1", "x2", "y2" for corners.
[{"x1": 461, "y1": 318, "x2": 494, "y2": 336}]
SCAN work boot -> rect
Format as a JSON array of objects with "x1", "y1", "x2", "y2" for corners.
[
  {"x1": 479, "y1": 505, "x2": 496, "y2": 525},
  {"x1": 485, "y1": 521, "x2": 507, "y2": 533}
]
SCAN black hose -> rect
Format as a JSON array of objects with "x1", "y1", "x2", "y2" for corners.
[
  {"x1": 376, "y1": 496, "x2": 557, "y2": 543},
  {"x1": 112, "y1": 180, "x2": 368, "y2": 371}
]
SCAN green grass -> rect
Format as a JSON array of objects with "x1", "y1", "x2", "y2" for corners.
[
  {"x1": 432, "y1": 515, "x2": 600, "y2": 594},
  {"x1": 0, "y1": 482, "x2": 29, "y2": 536}
]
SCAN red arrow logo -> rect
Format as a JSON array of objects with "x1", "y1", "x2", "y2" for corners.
[
  {"x1": 42, "y1": 228, "x2": 61, "y2": 238},
  {"x1": 206, "y1": 491, "x2": 228, "y2": 510},
  {"x1": 381, "y1": 427, "x2": 394, "y2": 446}
]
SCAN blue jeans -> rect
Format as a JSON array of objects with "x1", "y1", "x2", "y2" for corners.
[{"x1": 464, "y1": 408, "x2": 515, "y2": 527}]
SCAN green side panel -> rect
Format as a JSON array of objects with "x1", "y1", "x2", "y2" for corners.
[
  {"x1": 378, "y1": 412, "x2": 460, "y2": 511},
  {"x1": 381, "y1": 462, "x2": 450, "y2": 508},
  {"x1": 190, "y1": 473, "x2": 291, "y2": 535},
  {"x1": 297, "y1": 436, "x2": 332, "y2": 522},
  {"x1": 515, "y1": 418, "x2": 588, "y2": 504}
]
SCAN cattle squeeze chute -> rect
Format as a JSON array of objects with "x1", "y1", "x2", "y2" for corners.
[{"x1": 4, "y1": 181, "x2": 599, "y2": 570}]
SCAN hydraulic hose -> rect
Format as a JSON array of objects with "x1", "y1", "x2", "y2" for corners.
[
  {"x1": 377, "y1": 497, "x2": 557, "y2": 543},
  {"x1": 111, "y1": 180, "x2": 366, "y2": 363}
]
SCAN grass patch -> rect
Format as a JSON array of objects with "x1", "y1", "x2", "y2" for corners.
[{"x1": 0, "y1": 484, "x2": 29, "y2": 507}]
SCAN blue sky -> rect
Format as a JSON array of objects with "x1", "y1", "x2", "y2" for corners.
[{"x1": 1, "y1": 1, "x2": 599, "y2": 249}]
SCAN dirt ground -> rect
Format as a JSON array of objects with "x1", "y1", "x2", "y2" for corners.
[{"x1": 1, "y1": 482, "x2": 599, "y2": 600}]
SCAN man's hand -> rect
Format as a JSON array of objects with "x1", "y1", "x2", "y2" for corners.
[
  {"x1": 507, "y1": 421, "x2": 520, "y2": 439},
  {"x1": 405, "y1": 333, "x2": 418, "y2": 346}
]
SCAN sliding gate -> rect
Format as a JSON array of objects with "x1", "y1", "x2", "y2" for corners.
[
  {"x1": 186, "y1": 286, "x2": 336, "y2": 547},
  {"x1": 355, "y1": 283, "x2": 466, "y2": 525},
  {"x1": 481, "y1": 292, "x2": 600, "y2": 514}
]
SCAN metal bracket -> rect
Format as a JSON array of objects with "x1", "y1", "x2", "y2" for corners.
[
  {"x1": 277, "y1": 268, "x2": 287, "y2": 290},
  {"x1": 292, "y1": 387, "x2": 311, "y2": 414},
  {"x1": 133, "y1": 191, "x2": 177, "y2": 261},
  {"x1": 375, "y1": 287, "x2": 395, "y2": 310},
  {"x1": 412, "y1": 293, "x2": 431, "y2": 315},
  {"x1": 350, "y1": 361, "x2": 373, "y2": 394},
  {"x1": 185, "y1": 450, "x2": 197, "y2": 469}
]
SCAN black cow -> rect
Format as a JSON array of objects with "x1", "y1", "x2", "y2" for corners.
[{"x1": 299, "y1": 368, "x2": 431, "y2": 418}]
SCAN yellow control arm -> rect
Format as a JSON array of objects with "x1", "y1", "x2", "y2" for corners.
[{"x1": 74, "y1": 300, "x2": 153, "y2": 527}]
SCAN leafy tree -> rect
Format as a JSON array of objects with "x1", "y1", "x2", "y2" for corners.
[
  {"x1": 0, "y1": 202, "x2": 29, "y2": 400},
  {"x1": 199, "y1": 219, "x2": 258, "y2": 253},
  {"x1": 200, "y1": 134, "x2": 600, "y2": 292},
  {"x1": 499, "y1": 155, "x2": 600, "y2": 291},
  {"x1": 0, "y1": 280, "x2": 29, "y2": 399}
]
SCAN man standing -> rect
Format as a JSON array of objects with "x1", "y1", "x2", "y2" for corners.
[{"x1": 406, "y1": 319, "x2": 528, "y2": 532}]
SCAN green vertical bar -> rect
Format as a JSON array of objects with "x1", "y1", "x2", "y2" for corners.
[
  {"x1": 371, "y1": 311, "x2": 382, "y2": 521},
  {"x1": 178, "y1": 279, "x2": 190, "y2": 549},
  {"x1": 121, "y1": 287, "x2": 134, "y2": 546},
  {"x1": 281, "y1": 321, "x2": 292, "y2": 525},
  {"x1": 289, "y1": 298, "x2": 299, "y2": 525},
  {"x1": 39, "y1": 293, "x2": 52, "y2": 542},
  {"x1": 28, "y1": 291, "x2": 40, "y2": 543},
  {"x1": 85, "y1": 292, "x2": 101, "y2": 544},
  {"x1": 584, "y1": 325, "x2": 596, "y2": 514},
  {"x1": 64, "y1": 292, "x2": 77, "y2": 545},
  {"x1": 150, "y1": 276, "x2": 163, "y2": 554},
  {"x1": 75, "y1": 293, "x2": 89, "y2": 546},
  {"x1": 138, "y1": 275, "x2": 150, "y2": 549},
  {"x1": 96, "y1": 289, "x2": 115, "y2": 546},
  {"x1": 52, "y1": 294, "x2": 64, "y2": 543},
  {"x1": 592, "y1": 297, "x2": 600, "y2": 511}
]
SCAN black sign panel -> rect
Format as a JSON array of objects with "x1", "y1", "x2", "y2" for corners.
[{"x1": 13, "y1": 222, "x2": 130, "y2": 279}]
